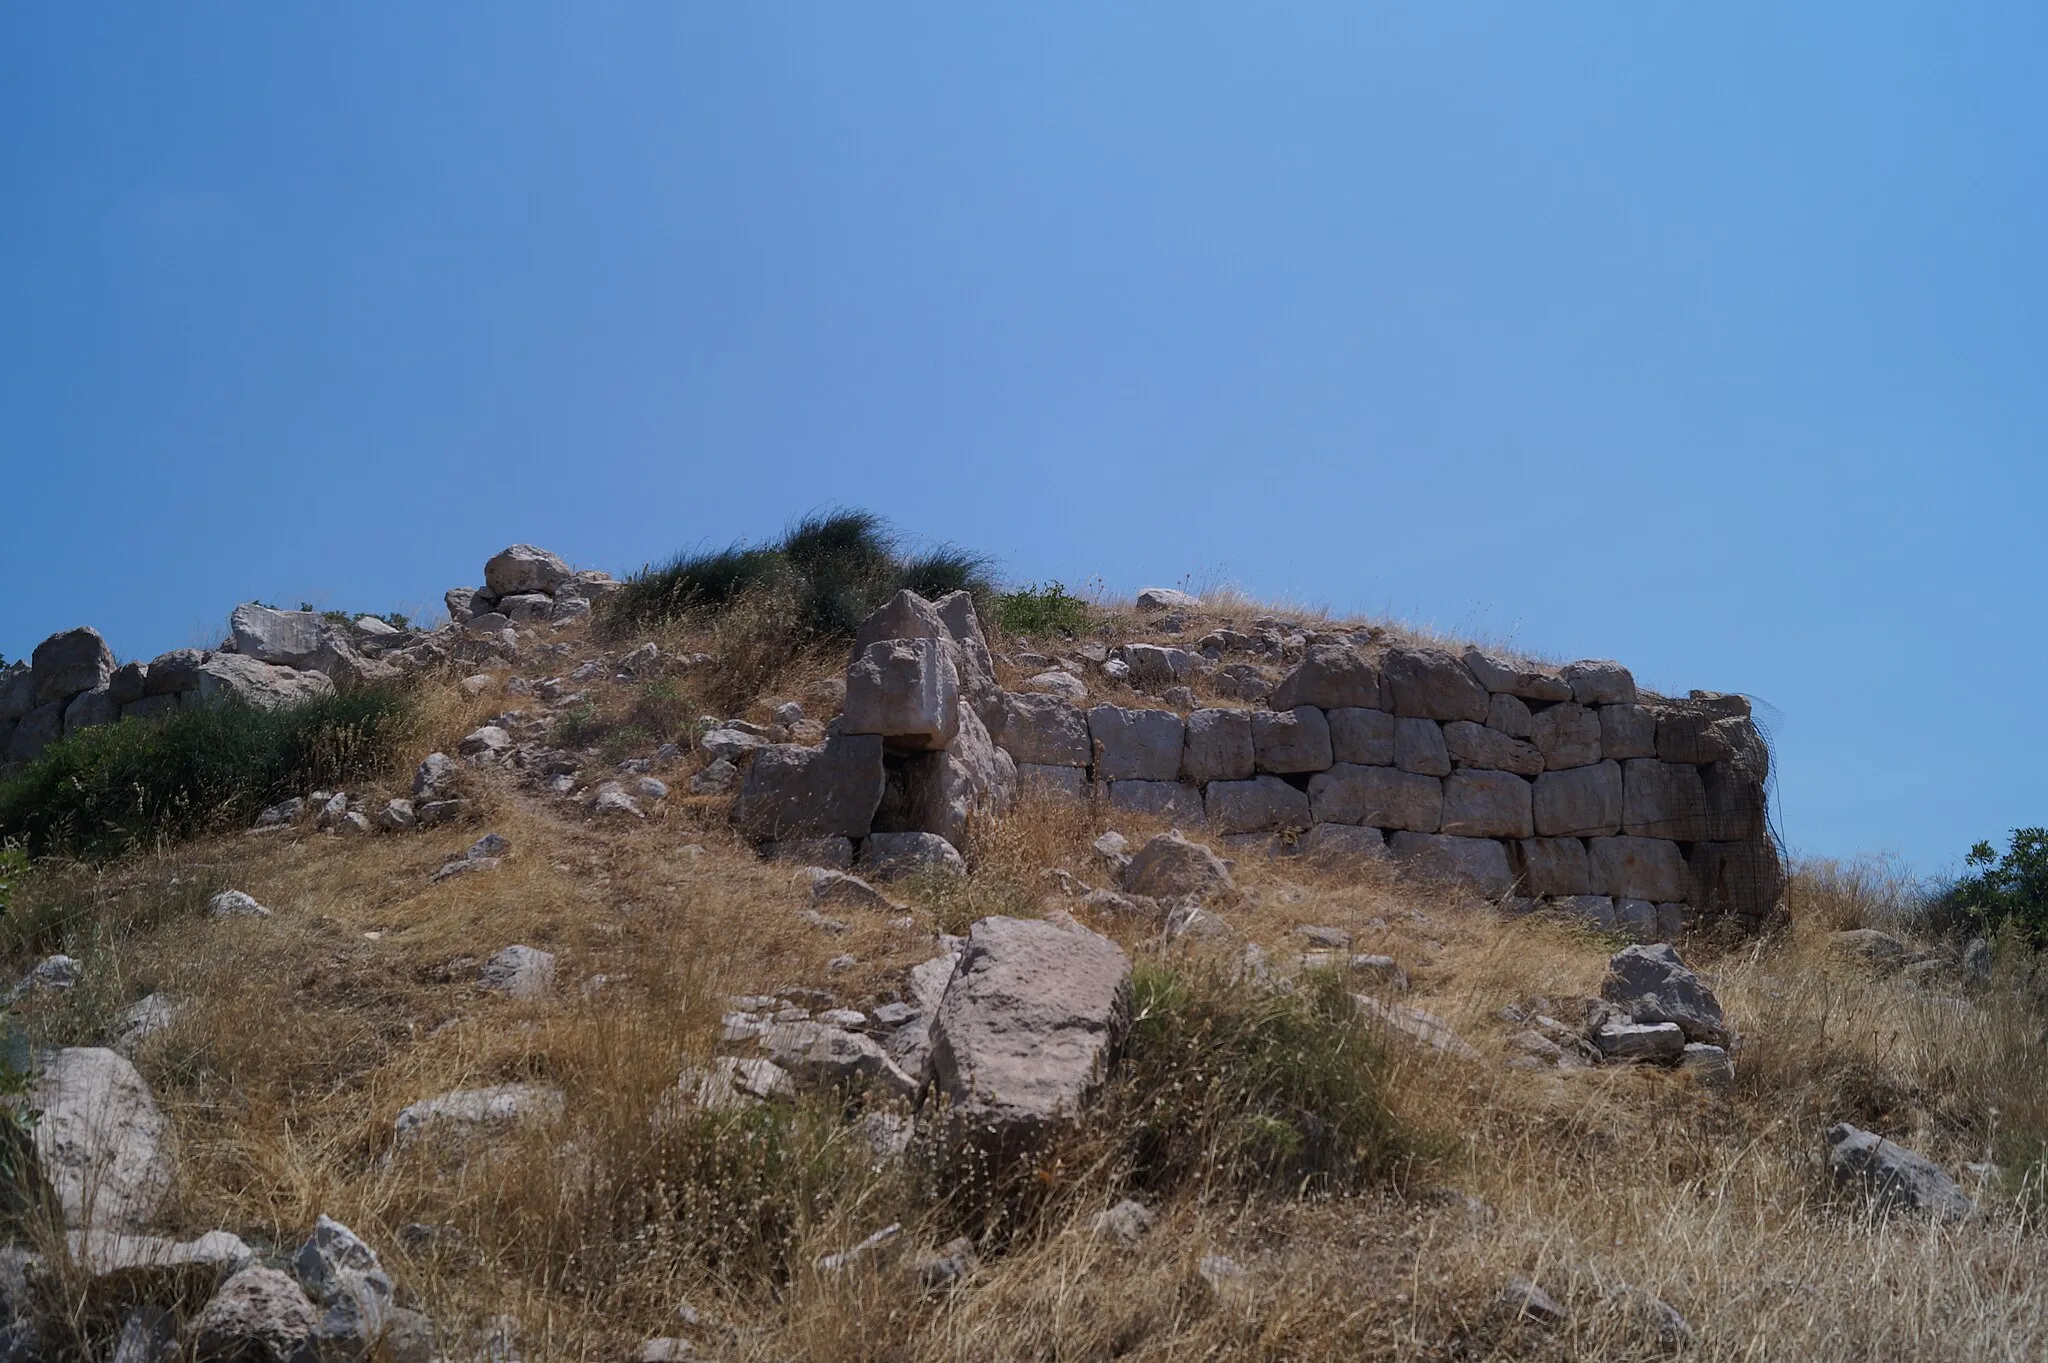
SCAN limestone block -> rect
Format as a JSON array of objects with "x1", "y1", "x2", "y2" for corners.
[
  {"x1": 8, "y1": 701, "x2": 63, "y2": 762},
  {"x1": 1308, "y1": 765, "x2": 1442, "y2": 832},
  {"x1": 1486, "y1": 692, "x2": 1534, "y2": 738},
  {"x1": 64, "y1": 687, "x2": 119, "y2": 733},
  {"x1": 1182, "y1": 707, "x2": 1255, "y2": 784},
  {"x1": 1621, "y1": 759, "x2": 1710, "y2": 840},
  {"x1": 32, "y1": 627, "x2": 115, "y2": 706},
  {"x1": 484, "y1": 544, "x2": 573, "y2": 597},
  {"x1": 1442, "y1": 720, "x2": 1542, "y2": 775},
  {"x1": 229, "y1": 604, "x2": 328, "y2": 667},
  {"x1": 1440, "y1": 769, "x2": 1532, "y2": 838},
  {"x1": 884, "y1": 704, "x2": 1014, "y2": 847},
  {"x1": 1688, "y1": 840, "x2": 1785, "y2": 923},
  {"x1": 1530, "y1": 702, "x2": 1601, "y2": 769},
  {"x1": 1700, "y1": 761, "x2": 1768, "y2": 840},
  {"x1": 1088, "y1": 705, "x2": 1184, "y2": 782},
  {"x1": 1562, "y1": 659, "x2": 1638, "y2": 705},
  {"x1": 1107, "y1": 779, "x2": 1206, "y2": 828},
  {"x1": 732, "y1": 735, "x2": 887, "y2": 841},
  {"x1": 1301, "y1": 823, "x2": 1387, "y2": 861},
  {"x1": 1016, "y1": 764, "x2": 1088, "y2": 799},
  {"x1": 1589, "y1": 836, "x2": 1688, "y2": 903},
  {"x1": 193, "y1": 656, "x2": 336, "y2": 710},
  {"x1": 1393, "y1": 716, "x2": 1451, "y2": 776},
  {"x1": 842, "y1": 638, "x2": 960, "y2": 751},
  {"x1": 1514, "y1": 837, "x2": 1592, "y2": 896},
  {"x1": 996, "y1": 692, "x2": 1090, "y2": 767},
  {"x1": 1599, "y1": 703, "x2": 1658, "y2": 761},
  {"x1": 1553, "y1": 895, "x2": 1617, "y2": 928},
  {"x1": 107, "y1": 661, "x2": 148, "y2": 706},
  {"x1": 1387, "y1": 832, "x2": 1515, "y2": 897},
  {"x1": 1532, "y1": 760, "x2": 1622, "y2": 837},
  {"x1": 934, "y1": 591, "x2": 1004, "y2": 731},
  {"x1": 1460, "y1": 648, "x2": 1573, "y2": 701},
  {"x1": 143, "y1": 648, "x2": 207, "y2": 695},
  {"x1": 1382, "y1": 646, "x2": 1490, "y2": 722},
  {"x1": 1271, "y1": 646, "x2": 1381, "y2": 711},
  {"x1": 1328, "y1": 706, "x2": 1395, "y2": 765},
  {"x1": 852, "y1": 589, "x2": 950, "y2": 658},
  {"x1": 1123, "y1": 643, "x2": 1198, "y2": 687},
  {"x1": 1205, "y1": 775, "x2": 1311, "y2": 834},
  {"x1": 1252, "y1": 706, "x2": 1333, "y2": 774}
]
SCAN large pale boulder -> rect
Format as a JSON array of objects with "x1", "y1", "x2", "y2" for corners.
[
  {"x1": 1204, "y1": 775, "x2": 1310, "y2": 834},
  {"x1": 1120, "y1": 830, "x2": 1237, "y2": 902},
  {"x1": 1307, "y1": 765, "x2": 1442, "y2": 832},
  {"x1": 1121, "y1": 643, "x2": 1198, "y2": 686},
  {"x1": 1826, "y1": 1124, "x2": 1971, "y2": 1220},
  {"x1": 842, "y1": 638, "x2": 960, "y2": 750},
  {"x1": 1381, "y1": 646, "x2": 1489, "y2": 723},
  {"x1": 228, "y1": 605, "x2": 327, "y2": 667},
  {"x1": 1270, "y1": 646, "x2": 1381, "y2": 711},
  {"x1": 1387, "y1": 833, "x2": 1515, "y2": 897},
  {"x1": 1251, "y1": 706, "x2": 1332, "y2": 774},
  {"x1": 1182, "y1": 708, "x2": 1254, "y2": 784},
  {"x1": 1532, "y1": 761, "x2": 1623, "y2": 837},
  {"x1": 995, "y1": 693, "x2": 1090, "y2": 767},
  {"x1": 1601, "y1": 943, "x2": 1728, "y2": 1045},
  {"x1": 1439, "y1": 770, "x2": 1533, "y2": 838},
  {"x1": 934, "y1": 591, "x2": 1004, "y2": 731},
  {"x1": 31, "y1": 627, "x2": 115, "y2": 706},
  {"x1": 1459, "y1": 648, "x2": 1572, "y2": 702},
  {"x1": 193, "y1": 656, "x2": 336, "y2": 710},
  {"x1": 483, "y1": 544, "x2": 573, "y2": 598},
  {"x1": 929, "y1": 917, "x2": 1132, "y2": 1142},
  {"x1": 1562, "y1": 660, "x2": 1638, "y2": 706},
  {"x1": 851, "y1": 589, "x2": 950, "y2": 659},
  {"x1": 143, "y1": 648, "x2": 209, "y2": 696},
  {"x1": 31, "y1": 1047, "x2": 173, "y2": 1231},
  {"x1": 1135, "y1": 587, "x2": 1200, "y2": 611},
  {"x1": 1087, "y1": 705, "x2": 1183, "y2": 782},
  {"x1": 732, "y1": 735, "x2": 887, "y2": 841}
]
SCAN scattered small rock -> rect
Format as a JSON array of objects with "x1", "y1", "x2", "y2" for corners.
[
  {"x1": 1826, "y1": 1122, "x2": 1972, "y2": 1220},
  {"x1": 478, "y1": 946, "x2": 556, "y2": 1000},
  {"x1": 1089, "y1": 1199, "x2": 1156, "y2": 1245},
  {"x1": 208, "y1": 890, "x2": 272, "y2": 919},
  {"x1": 1501, "y1": 1275, "x2": 1568, "y2": 1326}
]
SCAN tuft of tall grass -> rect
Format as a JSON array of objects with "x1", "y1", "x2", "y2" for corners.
[
  {"x1": 0, "y1": 691, "x2": 413, "y2": 860},
  {"x1": 603, "y1": 510, "x2": 995, "y2": 645}
]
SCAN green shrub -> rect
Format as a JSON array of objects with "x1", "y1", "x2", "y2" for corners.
[
  {"x1": 992, "y1": 581, "x2": 1090, "y2": 637},
  {"x1": 605, "y1": 509, "x2": 995, "y2": 642},
  {"x1": 1106, "y1": 962, "x2": 1412, "y2": 1196},
  {"x1": 0, "y1": 691, "x2": 412, "y2": 861},
  {"x1": 1930, "y1": 828, "x2": 2048, "y2": 943}
]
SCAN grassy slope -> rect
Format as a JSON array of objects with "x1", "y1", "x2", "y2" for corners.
[{"x1": 5, "y1": 598, "x2": 2046, "y2": 1361}]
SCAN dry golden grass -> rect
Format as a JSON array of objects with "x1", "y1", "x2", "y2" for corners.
[{"x1": 10, "y1": 616, "x2": 2048, "y2": 1361}]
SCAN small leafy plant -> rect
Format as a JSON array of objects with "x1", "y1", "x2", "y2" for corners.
[
  {"x1": 1932, "y1": 828, "x2": 2048, "y2": 943},
  {"x1": 992, "y1": 581, "x2": 1090, "y2": 638}
]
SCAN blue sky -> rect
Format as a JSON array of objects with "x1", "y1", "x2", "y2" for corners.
[{"x1": 4, "y1": 5, "x2": 2044, "y2": 873}]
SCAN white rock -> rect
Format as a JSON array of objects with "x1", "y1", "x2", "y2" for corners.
[
  {"x1": 31, "y1": 1048, "x2": 173, "y2": 1231},
  {"x1": 208, "y1": 890, "x2": 272, "y2": 919}
]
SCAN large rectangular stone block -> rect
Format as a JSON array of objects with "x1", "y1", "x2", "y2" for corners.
[
  {"x1": 1252, "y1": 706, "x2": 1333, "y2": 774},
  {"x1": 1393, "y1": 716, "x2": 1451, "y2": 776},
  {"x1": 1016, "y1": 763, "x2": 1089, "y2": 799},
  {"x1": 997, "y1": 692, "x2": 1091, "y2": 767},
  {"x1": 1621, "y1": 758, "x2": 1710, "y2": 840},
  {"x1": 842, "y1": 638, "x2": 961, "y2": 751},
  {"x1": 1088, "y1": 705, "x2": 1184, "y2": 782},
  {"x1": 1532, "y1": 760, "x2": 1622, "y2": 837},
  {"x1": 1442, "y1": 720, "x2": 1543, "y2": 775},
  {"x1": 1530, "y1": 702, "x2": 1601, "y2": 769},
  {"x1": 1108, "y1": 779, "x2": 1206, "y2": 828},
  {"x1": 1271, "y1": 646, "x2": 1382, "y2": 710},
  {"x1": 1514, "y1": 837, "x2": 1592, "y2": 895},
  {"x1": 1182, "y1": 708, "x2": 1255, "y2": 784},
  {"x1": 733, "y1": 735, "x2": 887, "y2": 841},
  {"x1": 1382, "y1": 646, "x2": 1490, "y2": 722},
  {"x1": 1688, "y1": 839, "x2": 1785, "y2": 923},
  {"x1": 1589, "y1": 835, "x2": 1688, "y2": 902},
  {"x1": 1388, "y1": 832, "x2": 1515, "y2": 897},
  {"x1": 1461, "y1": 647, "x2": 1573, "y2": 702},
  {"x1": 1328, "y1": 707, "x2": 1394, "y2": 764},
  {"x1": 1307, "y1": 764, "x2": 1442, "y2": 832},
  {"x1": 1599, "y1": 703, "x2": 1658, "y2": 761},
  {"x1": 1486, "y1": 693, "x2": 1534, "y2": 738},
  {"x1": 1205, "y1": 775, "x2": 1311, "y2": 834},
  {"x1": 1440, "y1": 769, "x2": 1533, "y2": 838}
]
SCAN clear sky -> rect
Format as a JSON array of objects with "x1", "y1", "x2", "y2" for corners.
[{"x1": 4, "y1": 6, "x2": 2044, "y2": 875}]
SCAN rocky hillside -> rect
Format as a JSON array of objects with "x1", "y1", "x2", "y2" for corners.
[{"x1": 0, "y1": 542, "x2": 2040, "y2": 1362}]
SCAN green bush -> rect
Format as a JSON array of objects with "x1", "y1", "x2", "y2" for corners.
[
  {"x1": 1107, "y1": 962, "x2": 1412, "y2": 1196},
  {"x1": 1930, "y1": 828, "x2": 2048, "y2": 943},
  {"x1": 605, "y1": 509, "x2": 995, "y2": 641},
  {"x1": 992, "y1": 581, "x2": 1091, "y2": 637},
  {"x1": 0, "y1": 691, "x2": 412, "y2": 861}
]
